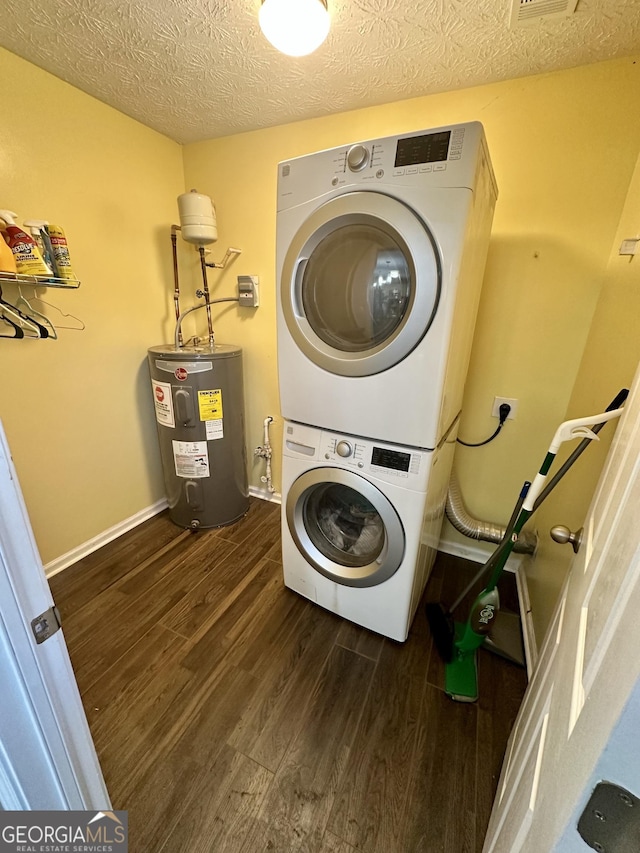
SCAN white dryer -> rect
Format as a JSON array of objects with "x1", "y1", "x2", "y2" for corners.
[
  {"x1": 276, "y1": 121, "x2": 497, "y2": 449},
  {"x1": 281, "y1": 420, "x2": 456, "y2": 641}
]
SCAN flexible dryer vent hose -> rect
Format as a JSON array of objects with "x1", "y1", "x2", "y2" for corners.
[{"x1": 446, "y1": 470, "x2": 537, "y2": 554}]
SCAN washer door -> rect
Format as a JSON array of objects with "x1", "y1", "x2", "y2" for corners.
[
  {"x1": 281, "y1": 191, "x2": 441, "y2": 377},
  {"x1": 286, "y1": 467, "x2": 405, "y2": 588}
]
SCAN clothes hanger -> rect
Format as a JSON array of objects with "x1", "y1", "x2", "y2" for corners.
[
  {"x1": 14, "y1": 285, "x2": 57, "y2": 339},
  {"x1": 0, "y1": 287, "x2": 48, "y2": 338},
  {"x1": 0, "y1": 313, "x2": 25, "y2": 338},
  {"x1": 0, "y1": 301, "x2": 41, "y2": 338},
  {"x1": 26, "y1": 293, "x2": 85, "y2": 331}
]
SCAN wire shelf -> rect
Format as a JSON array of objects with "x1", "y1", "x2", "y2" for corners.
[{"x1": 0, "y1": 271, "x2": 80, "y2": 289}]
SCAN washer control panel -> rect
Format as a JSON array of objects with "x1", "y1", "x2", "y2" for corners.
[
  {"x1": 284, "y1": 422, "x2": 430, "y2": 489},
  {"x1": 321, "y1": 432, "x2": 423, "y2": 481}
]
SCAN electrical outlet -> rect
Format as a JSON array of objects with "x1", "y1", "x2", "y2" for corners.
[{"x1": 492, "y1": 396, "x2": 518, "y2": 419}]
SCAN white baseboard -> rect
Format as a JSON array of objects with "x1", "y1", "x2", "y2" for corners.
[
  {"x1": 249, "y1": 485, "x2": 282, "y2": 504},
  {"x1": 437, "y1": 535, "x2": 524, "y2": 574},
  {"x1": 44, "y1": 488, "x2": 281, "y2": 580},
  {"x1": 437, "y1": 536, "x2": 537, "y2": 678},
  {"x1": 515, "y1": 557, "x2": 537, "y2": 678},
  {"x1": 44, "y1": 498, "x2": 169, "y2": 579}
]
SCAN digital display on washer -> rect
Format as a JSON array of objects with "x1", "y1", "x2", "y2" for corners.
[
  {"x1": 394, "y1": 131, "x2": 451, "y2": 167},
  {"x1": 371, "y1": 447, "x2": 411, "y2": 472}
]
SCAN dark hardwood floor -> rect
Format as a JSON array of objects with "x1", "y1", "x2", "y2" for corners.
[{"x1": 49, "y1": 499, "x2": 527, "y2": 853}]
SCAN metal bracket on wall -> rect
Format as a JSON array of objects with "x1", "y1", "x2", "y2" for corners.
[{"x1": 578, "y1": 781, "x2": 640, "y2": 852}]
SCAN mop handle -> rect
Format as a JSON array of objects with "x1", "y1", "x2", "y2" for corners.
[
  {"x1": 484, "y1": 501, "x2": 534, "y2": 593},
  {"x1": 522, "y1": 407, "x2": 625, "y2": 513},
  {"x1": 448, "y1": 481, "x2": 531, "y2": 613},
  {"x1": 482, "y1": 395, "x2": 627, "y2": 596},
  {"x1": 533, "y1": 389, "x2": 628, "y2": 510}
]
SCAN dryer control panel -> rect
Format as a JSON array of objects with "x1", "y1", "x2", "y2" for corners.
[
  {"x1": 277, "y1": 121, "x2": 496, "y2": 211},
  {"x1": 393, "y1": 130, "x2": 452, "y2": 167},
  {"x1": 337, "y1": 126, "x2": 465, "y2": 179}
]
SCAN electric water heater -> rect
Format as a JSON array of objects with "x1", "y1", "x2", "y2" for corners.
[{"x1": 148, "y1": 343, "x2": 249, "y2": 529}]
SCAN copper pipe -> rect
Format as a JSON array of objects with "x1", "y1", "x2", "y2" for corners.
[
  {"x1": 198, "y1": 246, "x2": 214, "y2": 345},
  {"x1": 170, "y1": 226, "x2": 182, "y2": 347}
]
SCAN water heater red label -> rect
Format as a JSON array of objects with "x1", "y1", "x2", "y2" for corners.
[
  {"x1": 174, "y1": 367, "x2": 188, "y2": 381},
  {"x1": 151, "y1": 380, "x2": 174, "y2": 428}
]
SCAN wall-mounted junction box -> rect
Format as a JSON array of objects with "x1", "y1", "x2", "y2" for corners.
[{"x1": 238, "y1": 275, "x2": 260, "y2": 308}]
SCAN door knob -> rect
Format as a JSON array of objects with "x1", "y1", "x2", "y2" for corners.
[{"x1": 550, "y1": 525, "x2": 583, "y2": 554}]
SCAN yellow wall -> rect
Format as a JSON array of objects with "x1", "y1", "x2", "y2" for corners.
[
  {"x1": 183, "y1": 57, "x2": 640, "y2": 641},
  {"x1": 0, "y1": 49, "x2": 184, "y2": 564},
  {"x1": 529, "y1": 148, "x2": 640, "y2": 640},
  {"x1": 3, "y1": 44, "x2": 639, "y2": 648}
]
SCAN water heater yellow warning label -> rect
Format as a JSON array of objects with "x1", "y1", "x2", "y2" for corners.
[{"x1": 198, "y1": 389, "x2": 223, "y2": 420}]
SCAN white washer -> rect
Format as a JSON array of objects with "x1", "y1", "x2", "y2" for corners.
[
  {"x1": 276, "y1": 121, "x2": 497, "y2": 449},
  {"x1": 281, "y1": 420, "x2": 456, "y2": 641}
]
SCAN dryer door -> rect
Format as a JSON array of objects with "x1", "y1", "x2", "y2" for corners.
[
  {"x1": 281, "y1": 191, "x2": 441, "y2": 377},
  {"x1": 286, "y1": 467, "x2": 405, "y2": 588}
]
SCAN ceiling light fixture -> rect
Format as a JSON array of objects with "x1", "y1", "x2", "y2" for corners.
[{"x1": 259, "y1": 0, "x2": 330, "y2": 57}]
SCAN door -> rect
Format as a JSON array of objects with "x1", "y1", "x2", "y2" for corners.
[
  {"x1": 280, "y1": 191, "x2": 441, "y2": 376},
  {"x1": 483, "y1": 362, "x2": 640, "y2": 852},
  {"x1": 0, "y1": 421, "x2": 109, "y2": 810},
  {"x1": 286, "y1": 467, "x2": 405, "y2": 587}
]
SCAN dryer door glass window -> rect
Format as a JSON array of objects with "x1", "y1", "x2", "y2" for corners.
[
  {"x1": 301, "y1": 225, "x2": 411, "y2": 352},
  {"x1": 281, "y1": 192, "x2": 441, "y2": 377},
  {"x1": 303, "y1": 482, "x2": 385, "y2": 568}
]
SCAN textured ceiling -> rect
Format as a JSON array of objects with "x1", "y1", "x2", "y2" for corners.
[{"x1": 0, "y1": 0, "x2": 639, "y2": 144}]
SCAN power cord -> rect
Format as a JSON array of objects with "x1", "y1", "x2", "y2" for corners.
[{"x1": 457, "y1": 403, "x2": 511, "y2": 448}]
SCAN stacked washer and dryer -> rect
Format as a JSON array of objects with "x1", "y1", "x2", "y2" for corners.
[{"x1": 276, "y1": 122, "x2": 497, "y2": 642}]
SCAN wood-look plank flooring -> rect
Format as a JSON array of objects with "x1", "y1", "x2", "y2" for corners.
[{"x1": 49, "y1": 499, "x2": 527, "y2": 853}]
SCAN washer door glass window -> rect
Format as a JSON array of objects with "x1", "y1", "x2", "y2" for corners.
[
  {"x1": 305, "y1": 482, "x2": 385, "y2": 566},
  {"x1": 286, "y1": 467, "x2": 405, "y2": 588},
  {"x1": 302, "y1": 225, "x2": 411, "y2": 352},
  {"x1": 281, "y1": 191, "x2": 440, "y2": 377}
]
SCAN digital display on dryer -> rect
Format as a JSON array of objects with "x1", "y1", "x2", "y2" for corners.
[
  {"x1": 371, "y1": 447, "x2": 411, "y2": 472},
  {"x1": 394, "y1": 131, "x2": 451, "y2": 166}
]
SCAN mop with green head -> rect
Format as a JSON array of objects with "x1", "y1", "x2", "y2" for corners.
[{"x1": 428, "y1": 394, "x2": 627, "y2": 703}]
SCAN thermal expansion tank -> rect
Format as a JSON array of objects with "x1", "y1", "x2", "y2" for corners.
[{"x1": 147, "y1": 343, "x2": 249, "y2": 529}]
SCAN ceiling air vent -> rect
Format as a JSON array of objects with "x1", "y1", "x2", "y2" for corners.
[{"x1": 509, "y1": 0, "x2": 579, "y2": 27}]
